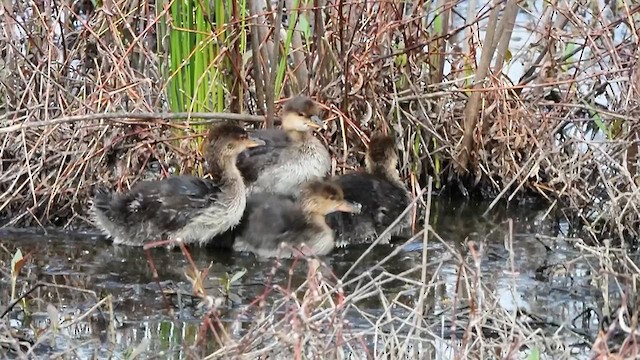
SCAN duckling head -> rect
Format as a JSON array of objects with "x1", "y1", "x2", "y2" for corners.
[
  {"x1": 300, "y1": 180, "x2": 362, "y2": 216},
  {"x1": 280, "y1": 96, "x2": 325, "y2": 132},
  {"x1": 205, "y1": 123, "x2": 265, "y2": 163},
  {"x1": 365, "y1": 133, "x2": 399, "y2": 177}
]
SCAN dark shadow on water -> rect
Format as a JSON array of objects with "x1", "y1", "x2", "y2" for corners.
[{"x1": 0, "y1": 198, "x2": 606, "y2": 358}]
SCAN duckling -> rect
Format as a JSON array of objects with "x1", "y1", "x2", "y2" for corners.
[
  {"x1": 228, "y1": 180, "x2": 362, "y2": 258},
  {"x1": 91, "y1": 123, "x2": 265, "y2": 247},
  {"x1": 236, "y1": 96, "x2": 331, "y2": 197},
  {"x1": 325, "y1": 133, "x2": 412, "y2": 246}
]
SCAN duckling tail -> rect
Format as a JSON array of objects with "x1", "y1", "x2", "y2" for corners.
[
  {"x1": 91, "y1": 186, "x2": 111, "y2": 209},
  {"x1": 90, "y1": 187, "x2": 133, "y2": 226},
  {"x1": 91, "y1": 188, "x2": 115, "y2": 219},
  {"x1": 91, "y1": 187, "x2": 147, "y2": 243}
]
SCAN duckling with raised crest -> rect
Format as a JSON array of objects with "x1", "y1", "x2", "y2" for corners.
[
  {"x1": 91, "y1": 123, "x2": 265, "y2": 246},
  {"x1": 226, "y1": 180, "x2": 362, "y2": 258},
  {"x1": 326, "y1": 133, "x2": 412, "y2": 246},
  {"x1": 236, "y1": 96, "x2": 331, "y2": 197}
]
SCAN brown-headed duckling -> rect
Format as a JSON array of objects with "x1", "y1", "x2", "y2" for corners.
[
  {"x1": 227, "y1": 180, "x2": 362, "y2": 258},
  {"x1": 326, "y1": 133, "x2": 412, "y2": 246},
  {"x1": 91, "y1": 123, "x2": 265, "y2": 247},
  {"x1": 236, "y1": 96, "x2": 331, "y2": 197}
]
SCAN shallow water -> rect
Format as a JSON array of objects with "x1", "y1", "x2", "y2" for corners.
[{"x1": 0, "y1": 198, "x2": 609, "y2": 358}]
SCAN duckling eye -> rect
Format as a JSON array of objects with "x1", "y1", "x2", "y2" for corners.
[{"x1": 298, "y1": 112, "x2": 305, "y2": 117}]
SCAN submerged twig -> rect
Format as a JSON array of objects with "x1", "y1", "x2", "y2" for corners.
[{"x1": 0, "y1": 282, "x2": 44, "y2": 318}]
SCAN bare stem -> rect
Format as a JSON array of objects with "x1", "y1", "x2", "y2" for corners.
[
  {"x1": 267, "y1": 0, "x2": 286, "y2": 128},
  {"x1": 0, "y1": 112, "x2": 266, "y2": 134}
]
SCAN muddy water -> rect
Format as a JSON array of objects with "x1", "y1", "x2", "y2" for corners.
[{"x1": 0, "y1": 198, "x2": 604, "y2": 359}]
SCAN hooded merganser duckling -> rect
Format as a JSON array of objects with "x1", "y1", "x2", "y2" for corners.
[
  {"x1": 91, "y1": 123, "x2": 265, "y2": 247},
  {"x1": 228, "y1": 180, "x2": 362, "y2": 258},
  {"x1": 326, "y1": 134, "x2": 412, "y2": 246},
  {"x1": 236, "y1": 96, "x2": 331, "y2": 197}
]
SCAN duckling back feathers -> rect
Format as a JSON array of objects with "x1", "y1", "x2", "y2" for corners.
[{"x1": 229, "y1": 193, "x2": 330, "y2": 258}]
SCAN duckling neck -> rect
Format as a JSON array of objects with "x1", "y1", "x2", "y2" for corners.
[
  {"x1": 370, "y1": 165, "x2": 403, "y2": 185},
  {"x1": 306, "y1": 212, "x2": 331, "y2": 232},
  {"x1": 301, "y1": 211, "x2": 335, "y2": 256},
  {"x1": 208, "y1": 155, "x2": 243, "y2": 184},
  {"x1": 285, "y1": 129, "x2": 310, "y2": 143},
  {"x1": 300, "y1": 200, "x2": 329, "y2": 227}
]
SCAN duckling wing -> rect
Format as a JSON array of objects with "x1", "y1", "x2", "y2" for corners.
[
  {"x1": 325, "y1": 173, "x2": 376, "y2": 243},
  {"x1": 126, "y1": 175, "x2": 224, "y2": 230},
  {"x1": 237, "y1": 151, "x2": 285, "y2": 183},
  {"x1": 239, "y1": 193, "x2": 307, "y2": 251},
  {"x1": 327, "y1": 173, "x2": 410, "y2": 244},
  {"x1": 238, "y1": 129, "x2": 290, "y2": 159},
  {"x1": 248, "y1": 129, "x2": 291, "y2": 147},
  {"x1": 236, "y1": 130, "x2": 291, "y2": 183},
  {"x1": 371, "y1": 180, "x2": 411, "y2": 229}
]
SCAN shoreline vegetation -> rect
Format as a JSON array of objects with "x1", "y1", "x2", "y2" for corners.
[{"x1": 2, "y1": 0, "x2": 640, "y2": 357}]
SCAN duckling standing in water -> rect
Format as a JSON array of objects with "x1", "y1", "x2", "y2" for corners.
[
  {"x1": 236, "y1": 96, "x2": 331, "y2": 197},
  {"x1": 91, "y1": 123, "x2": 265, "y2": 247},
  {"x1": 227, "y1": 180, "x2": 362, "y2": 258},
  {"x1": 326, "y1": 134, "x2": 412, "y2": 246}
]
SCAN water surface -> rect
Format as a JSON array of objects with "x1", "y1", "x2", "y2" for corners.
[{"x1": 0, "y1": 198, "x2": 607, "y2": 358}]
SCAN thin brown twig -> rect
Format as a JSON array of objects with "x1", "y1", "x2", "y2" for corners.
[{"x1": 0, "y1": 112, "x2": 266, "y2": 134}]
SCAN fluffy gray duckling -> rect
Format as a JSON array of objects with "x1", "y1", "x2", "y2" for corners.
[
  {"x1": 326, "y1": 133, "x2": 412, "y2": 246},
  {"x1": 91, "y1": 123, "x2": 265, "y2": 246},
  {"x1": 236, "y1": 96, "x2": 331, "y2": 197},
  {"x1": 229, "y1": 180, "x2": 362, "y2": 258}
]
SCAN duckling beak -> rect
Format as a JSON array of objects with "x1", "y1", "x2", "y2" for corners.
[
  {"x1": 335, "y1": 201, "x2": 362, "y2": 214},
  {"x1": 309, "y1": 115, "x2": 326, "y2": 130},
  {"x1": 245, "y1": 136, "x2": 266, "y2": 148}
]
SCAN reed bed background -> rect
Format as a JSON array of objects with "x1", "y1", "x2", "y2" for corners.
[
  {"x1": 0, "y1": 0, "x2": 638, "y2": 240},
  {"x1": 1, "y1": 0, "x2": 640, "y2": 357}
]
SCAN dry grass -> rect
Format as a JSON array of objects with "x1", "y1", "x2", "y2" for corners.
[
  {"x1": 572, "y1": 237, "x2": 640, "y2": 360},
  {"x1": 0, "y1": 0, "x2": 638, "y2": 239}
]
